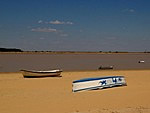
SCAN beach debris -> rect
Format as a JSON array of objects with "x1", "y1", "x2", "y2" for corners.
[
  {"x1": 72, "y1": 76, "x2": 127, "y2": 92},
  {"x1": 138, "y1": 60, "x2": 145, "y2": 63},
  {"x1": 98, "y1": 66, "x2": 113, "y2": 70}
]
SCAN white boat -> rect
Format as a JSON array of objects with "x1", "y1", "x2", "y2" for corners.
[
  {"x1": 138, "y1": 60, "x2": 145, "y2": 63},
  {"x1": 72, "y1": 76, "x2": 126, "y2": 92},
  {"x1": 20, "y1": 69, "x2": 62, "y2": 78}
]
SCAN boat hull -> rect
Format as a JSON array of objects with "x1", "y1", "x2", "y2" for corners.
[
  {"x1": 72, "y1": 76, "x2": 126, "y2": 92},
  {"x1": 20, "y1": 69, "x2": 62, "y2": 78}
]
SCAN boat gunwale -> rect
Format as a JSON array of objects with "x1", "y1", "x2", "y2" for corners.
[
  {"x1": 20, "y1": 69, "x2": 62, "y2": 74},
  {"x1": 72, "y1": 76, "x2": 125, "y2": 83}
]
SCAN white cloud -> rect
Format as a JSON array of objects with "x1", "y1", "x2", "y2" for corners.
[
  {"x1": 123, "y1": 8, "x2": 135, "y2": 13},
  {"x1": 31, "y1": 27, "x2": 57, "y2": 33},
  {"x1": 39, "y1": 37, "x2": 45, "y2": 40},
  {"x1": 50, "y1": 20, "x2": 65, "y2": 24},
  {"x1": 129, "y1": 9, "x2": 135, "y2": 13},
  {"x1": 49, "y1": 20, "x2": 73, "y2": 25},
  {"x1": 38, "y1": 20, "x2": 43, "y2": 24},
  {"x1": 60, "y1": 34, "x2": 68, "y2": 37},
  {"x1": 66, "y1": 21, "x2": 73, "y2": 25}
]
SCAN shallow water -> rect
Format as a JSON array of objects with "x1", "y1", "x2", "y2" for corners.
[{"x1": 0, "y1": 53, "x2": 150, "y2": 72}]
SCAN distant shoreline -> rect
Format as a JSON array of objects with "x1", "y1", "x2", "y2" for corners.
[
  {"x1": 0, "y1": 48, "x2": 150, "y2": 54},
  {"x1": 1, "y1": 68, "x2": 150, "y2": 73},
  {"x1": 0, "y1": 51, "x2": 150, "y2": 54}
]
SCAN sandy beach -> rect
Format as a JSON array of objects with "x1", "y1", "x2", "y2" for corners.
[{"x1": 0, "y1": 70, "x2": 150, "y2": 113}]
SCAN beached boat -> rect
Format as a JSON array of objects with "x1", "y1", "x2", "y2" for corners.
[
  {"x1": 72, "y1": 76, "x2": 126, "y2": 92},
  {"x1": 20, "y1": 69, "x2": 62, "y2": 78}
]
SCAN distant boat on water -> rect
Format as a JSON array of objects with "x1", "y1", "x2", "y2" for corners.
[
  {"x1": 98, "y1": 66, "x2": 113, "y2": 70},
  {"x1": 20, "y1": 69, "x2": 62, "y2": 78},
  {"x1": 72, "y1": 76, "x2": 127, "y2": 92},
  {"x1": 138, "y1": 60, "x2": 145, "y2": 63}
]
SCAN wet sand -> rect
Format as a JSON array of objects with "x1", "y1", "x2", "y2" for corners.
[{"x1": 0, "y1": 70, "x2": 150, "y2": 113}]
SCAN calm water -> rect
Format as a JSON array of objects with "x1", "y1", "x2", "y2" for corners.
[{"x1": 0, "y1": 53, "x2": 150, "y2": 72}]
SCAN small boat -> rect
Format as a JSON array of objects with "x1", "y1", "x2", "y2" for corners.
[
  {"x1": 138, "y1": 60, "x2": 145, "y2": 63},
  {"x1": 72, "y1": 76, "x2": 126, "y2": 92},
  {"x1": 98, "y1": 66, "x2": 113, "y2": 70},
  {"x1": 20, "y1": 69, "x2": 63, "y2": 78}
]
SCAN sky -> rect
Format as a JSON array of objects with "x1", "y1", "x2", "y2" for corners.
[{"x1": 0, "y1": 0, "x2": 150, "y2": 52}]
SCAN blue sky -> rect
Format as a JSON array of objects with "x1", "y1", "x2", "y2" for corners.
[{"x1": 0, "y1": 0, "x2": 150, "y2": 51}]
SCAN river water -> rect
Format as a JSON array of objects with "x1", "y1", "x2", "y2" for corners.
[{"x1": 0, "y1": 53, "x2": 150, "y2": 72}]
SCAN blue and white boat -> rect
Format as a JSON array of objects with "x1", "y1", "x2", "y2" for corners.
[{"x1": 72, "y1": 76, "x2": 126, "y2": 92}]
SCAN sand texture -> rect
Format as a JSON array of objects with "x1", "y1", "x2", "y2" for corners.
[{"x1": 0, "y1": 70, "x2": 150, "y2": 113}]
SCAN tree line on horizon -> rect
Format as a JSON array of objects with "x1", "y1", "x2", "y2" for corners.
[
  {"x1": 0, "y1": 47, "x2": 150, "y2": 53},
  {"x1": 0, "y1": 48, "x2": 23, "y2": 52}
]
